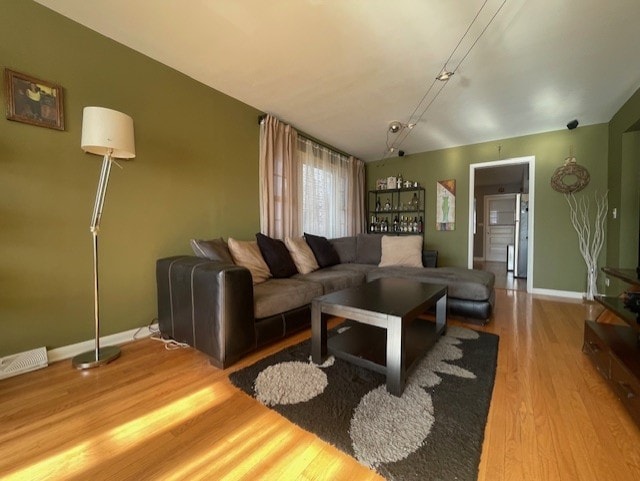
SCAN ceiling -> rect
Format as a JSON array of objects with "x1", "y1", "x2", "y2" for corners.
[{"x1": 36, "y1": 0, "x2": 640, "y2": 162}]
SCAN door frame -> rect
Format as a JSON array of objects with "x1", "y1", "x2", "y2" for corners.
[
  {"x1": 484, "y1": 193, "x2": 516, "y2": 262},
  {"x1": 468, "y1": 156, "x2": 535, "y2": 293}
]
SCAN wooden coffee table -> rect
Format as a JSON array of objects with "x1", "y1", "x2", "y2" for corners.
[{"x1": 311, "y1": 277, "x2": 447, "y2": 396}]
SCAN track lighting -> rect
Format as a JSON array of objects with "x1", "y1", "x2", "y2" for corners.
[{"x1": 436, "y1": 69, "x2": 454, "y2": 81}]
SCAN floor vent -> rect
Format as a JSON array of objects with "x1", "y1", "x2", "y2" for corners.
[{"x1": 0, "y1": 347, "x2": 48, "y2": 380}]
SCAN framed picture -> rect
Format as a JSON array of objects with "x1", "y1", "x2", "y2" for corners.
[
  {"x1": 436, "y1": 179, "x2": 456, "y2": 231},
  {"x1": 4, "y1": 69, "x2": 65, "y2": 130}
]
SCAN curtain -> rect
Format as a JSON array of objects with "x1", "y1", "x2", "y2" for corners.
[
  {"x1": 259, "y1": 114, "x2": 365, "y2": 239},
  {"x1": 259, "y1": 114, "x2": 298, "y2": 238},
  {"x1": 297, "y1": 137, "x2": 365, "y2": 238}
]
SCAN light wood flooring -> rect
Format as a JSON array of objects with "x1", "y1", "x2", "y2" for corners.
[
  {"x1": 1, "y1": 290, "x2": 639, "y2": 480},
  {"x1": 474, "y1": 260, "x2": 527, "y2": 291}
]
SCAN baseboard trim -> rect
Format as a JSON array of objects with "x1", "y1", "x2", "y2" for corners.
[
  {"x1": 530, "y1": 288, "x2": 584, "y2": 300},
  {"x1": 48, "y1": 323, "x2": 159, "y2": 364}
]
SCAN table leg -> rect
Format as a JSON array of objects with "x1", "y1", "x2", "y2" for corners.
[
  {"x1": 386, "y1": 318, "x2": 405, "y2": 396},
  {"x1": 435, "y1": 292, "x2": 447, "y2": 334},
  {"x1": 311, "y1": 300, "x2": 327, "y2": 364}
]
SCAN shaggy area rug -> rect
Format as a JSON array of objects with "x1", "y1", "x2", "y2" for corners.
[{"x1": 229, "y1": 324, "x2": 499, "y2": 481}]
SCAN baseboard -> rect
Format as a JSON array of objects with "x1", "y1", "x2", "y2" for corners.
[
  {"x1": 530, "y1": 288, "x2": 584, "y2": 300},
  {"x1": 48, "y1": 323, "x2": 159, "y2": 363}
]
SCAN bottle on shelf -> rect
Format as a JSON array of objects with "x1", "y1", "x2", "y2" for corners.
[
  {"x1": 412, "y1": 217, "x2": 418, "y2": 233},
  {"x1": 418, "y1": 216, "x2": 424, "y2": 233},
  {"x1": 410, "y1": 192, "x2": 419, "y2": 210},
  {"x1": 393, "y1": 215, "x2": 399, "y2": 232},
  {"x1": 384, "y1": 198, "x2": 391, "y2": 211},
  {"x1": 375, "y1": 198, "x2": 381, "y2": 212}
]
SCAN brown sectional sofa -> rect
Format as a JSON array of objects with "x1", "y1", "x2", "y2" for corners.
[{"x1": 156, "y1": 233, "x2": 495, "y2": 368}]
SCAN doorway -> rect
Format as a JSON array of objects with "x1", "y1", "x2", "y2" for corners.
[
  {"x1": 484, "y1": 194, "x2": 516, "y2": 262},
  {"x1": 468, "y1": 156, "x2": 535, "y2": 292}
]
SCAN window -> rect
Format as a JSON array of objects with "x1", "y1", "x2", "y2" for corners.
[{"x1": 297, "y1": 137, "x2": 349, "y2": 238}]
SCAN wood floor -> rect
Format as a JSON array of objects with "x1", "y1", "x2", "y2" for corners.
[{"x1": 1, "y1": 290, "x2": 639, "y2": 480}]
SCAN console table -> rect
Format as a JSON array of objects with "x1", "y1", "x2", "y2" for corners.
[{"x1": 583, "y1": 267, "x2": 640, "y2": 427}]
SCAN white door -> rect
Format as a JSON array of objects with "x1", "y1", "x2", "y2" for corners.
[{"x1": 484, "y1": 194, "x2": 516, "y2": 262}]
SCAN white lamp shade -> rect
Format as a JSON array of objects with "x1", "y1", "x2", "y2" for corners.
[{"x1": 81, "y1": 106, "x2": 136, "y2": 159}]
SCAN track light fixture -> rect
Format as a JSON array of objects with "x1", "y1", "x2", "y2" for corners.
[
  {"x1": 388, "y1": 121, "x2": 416, "y2": 134},
  {"x1": 436, "y1": 68, "x2": 454, "y2": 81}
]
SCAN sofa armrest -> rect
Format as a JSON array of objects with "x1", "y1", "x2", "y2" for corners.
[
  {"x1": 156, "y1": 256, "x2": 256, "y2": 368},
  {"x1": 422, "y1": 250, "x2": 438, "y2": 267}
]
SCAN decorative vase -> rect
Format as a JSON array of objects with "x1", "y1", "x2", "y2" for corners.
[{"x1": 585, "y1": 266, "x2": 598, "y2": 302}]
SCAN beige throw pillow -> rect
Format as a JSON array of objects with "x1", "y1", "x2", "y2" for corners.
[
  {"x1": 284, "y1": 237, "x2": 320, "y2": 275},
  {"x1": 378, "y1": 235, "x2": 423, "y2": 268},
  {"x1": 227, "y1": 238, "x2": 271, "y2": 285}
]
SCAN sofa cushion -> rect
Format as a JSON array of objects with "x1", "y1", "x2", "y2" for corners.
[
  {"x1": 294, "y1": 267, "x2": 365, "y2": 294},
  {"x1": 284, "y1": 236, "x2": 319, "y2": 274},
  {"x1": 256, "y1": 233, "x2": 298, "y2": 278},
  {"x1": 326, "y1": 263, "x2": 378, "y2": 275},
  {"x1": 379, "y1": 235, "x2": 423, "y2": 268},
  {"x1": 253, "y1": 278, "x2": 323, "y2": 319},
  {"x1": 228, "y1": 238, "x2": 271, "y2": 285},
  {"x1": 190, "y1": 237, "x2": 234, "y2": 263},
  {"x1": 304, "y1": 233, "x2": 340, "y2": 267},
  {"x1": 366, "y1": 266, "x2": 494, "y2": 301},
  {"x1": 356, "y1": 233, "x2": 384, "y2": 264},
  {"x1": 330, "y1": 236, "x2": 357, "y2": 263}
]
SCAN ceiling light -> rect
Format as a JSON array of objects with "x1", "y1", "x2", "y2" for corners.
[
  {"x1": 388, "y1": 121, "x2": 403, "y2": 134},
  {"x1": 436, "y1": 69, "x2": 454, "y2": 81}
]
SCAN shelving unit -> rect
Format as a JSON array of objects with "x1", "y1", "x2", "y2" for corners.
[
  {"x1": 367, "y1": 187, "x2": 425, "y2": 236},
  {"x1": 583, "y1": 266, "x2": 640, "y2": 427}
]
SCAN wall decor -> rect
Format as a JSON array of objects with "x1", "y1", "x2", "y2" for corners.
[
  {"x1": 436, "y1": 179, "x2": 456, "y2": 231},
  {"x1": 4, "y1": 69, "x2": 65, "y2": 130},
  {"x1": 550, "y1": 155, "x2": 590, "y2": 193}
]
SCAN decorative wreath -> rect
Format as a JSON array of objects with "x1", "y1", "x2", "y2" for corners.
[{"x1": 550, "y1": 157, "x2": 590, "y2": 193}]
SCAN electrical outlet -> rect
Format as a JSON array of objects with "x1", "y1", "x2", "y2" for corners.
[
  {"x1": 605, "y1": 277, "x2": 610, "y2": 287},
  {"x1": 612, "y1": 208, "x2": 617, "y2": 219}
]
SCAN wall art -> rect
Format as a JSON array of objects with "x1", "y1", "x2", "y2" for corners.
[
  {"x1": 4, "y1": 69, "x2": 65, "y2": 130},
  {"x1": 436, "y1": 179, "x2": 456, "y2": 231}
]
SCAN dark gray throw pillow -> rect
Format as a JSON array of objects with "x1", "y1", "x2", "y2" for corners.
[
  {"x1": 190, "y1": 238, "x2": 234, "y2": 263},
  {"x1": 256, "y1": 233, "x2": 298, "y2": 278},
  {"x1": 304, "y1": 232, "x2": 340, "y2": 268}
]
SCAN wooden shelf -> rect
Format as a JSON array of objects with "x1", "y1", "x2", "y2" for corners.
[
  {"x1": 584, "y1": 266, "x2": 640, "y2": 429},
  {"x1": 595, "y1": 296, "x2": 640, "y2": 333},
  {"x1": 602, "y1": 267, "x2": 640, "y2": 286}
]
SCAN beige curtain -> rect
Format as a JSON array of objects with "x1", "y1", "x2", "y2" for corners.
[
  {"x1": 260, "y1": 114, "x2": 365, "y2": 239},
  {"x1": 259, "y1": 114, "x2": 299, "y2": 238},
  {"x1": 346, "y1": 155, "x2": 366, "y2": 235}
]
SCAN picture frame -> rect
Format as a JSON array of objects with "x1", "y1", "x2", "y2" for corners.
[{"x1": 4, "y1": 69, "x2": 65, "y2": 130}]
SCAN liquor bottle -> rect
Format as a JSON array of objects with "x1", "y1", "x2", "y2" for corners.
[
  {"x1": 370, "y1": 215, "x2": 376, "y2": 232},
  {"x1": 418, "y1": 216, "x2": 424, "y2": 233},
  {"x1": 410, "y1": 192, "x2": 419, "y2": 209},
  {"x1": 413, "y1": 216, "x2": 418, "y2": 233},
  {"x1": 393, "y1": 215, "x2": 399, "y2": 232}
]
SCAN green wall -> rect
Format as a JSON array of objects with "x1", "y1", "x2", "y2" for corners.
[
  {"x1": 607, "y1": 86, "x2": 640, "y2": 270},
  {"x1": 0, "y1": 1, "x2": 261, "y2": 357},
  {"x1": 367, "y1": 124, "x2": 609, "y2": 292}
]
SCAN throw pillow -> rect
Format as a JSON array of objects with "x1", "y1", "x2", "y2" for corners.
[
  {"x1": 190, "y1": 237, "x2": 234, "y2": 263},
  {"x1": 227, "y1": 238, "x2": 272, "y2": 285},
  {"x1": 284, "y1": 236, "x2": 320, "y2": 275},
  {"x1": 378, "y1": 235, "x2": 423, "y2": 268},
  {"x1": 356, "y1": 233, "x2": 384, "y2": 264},
  {"x1": 304, "y1": 232, "x2": 340, "y2": 268},
  {"x1": 330, "y1": 236, "x2": 357, "y2": 263},
  {"x1": 256, "y1": 233, "x2": 298, "y2": 278}
]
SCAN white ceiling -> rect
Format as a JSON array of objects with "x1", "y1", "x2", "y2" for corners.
[{"x1": 36, "y1": 0, "x2": 640, "y2": 162}]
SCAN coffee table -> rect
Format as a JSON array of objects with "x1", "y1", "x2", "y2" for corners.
[{"x1": 311, "y1": 277, "x2": 447, "y2": 397}]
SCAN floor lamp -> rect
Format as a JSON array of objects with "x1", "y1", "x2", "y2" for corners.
[{"x1": 72, "y1": 107, "x2": 136, "y2": 370}]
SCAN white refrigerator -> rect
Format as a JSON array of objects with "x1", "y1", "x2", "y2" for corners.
[{"x1": 514, "y1": 193, "x2": 528, "y2": 278}]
